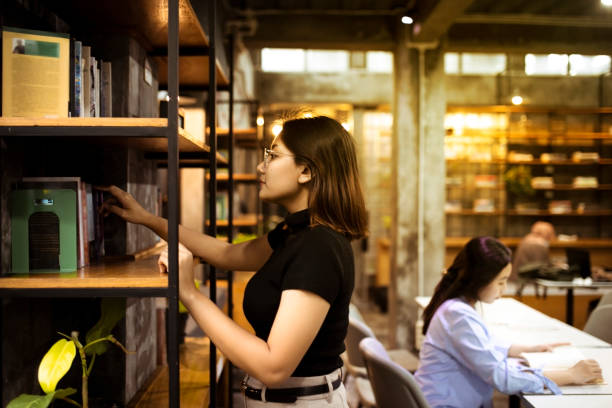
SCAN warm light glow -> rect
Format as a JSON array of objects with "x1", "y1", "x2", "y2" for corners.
[
  {"x1": 511, "y1": 95, "x2": 523, "y2": 105},
  {"x1": 341, "y1": 122, "x2": 350, "y2": 131},
  {"x1": 602, "y1": 0, "x2": 612, "y2": 6},
  {"x1": 256, "y1": 116, "x2": 264, "y2": 126},
  {"x1": 303, "y1": 112, "x2": 313, "y2": 118},
  {"x1": 272, "y1": 124, "x2": 283, "y2": 137},
  {"x1": 401, "y1": 16, "x2": 414, "y2": 24}
]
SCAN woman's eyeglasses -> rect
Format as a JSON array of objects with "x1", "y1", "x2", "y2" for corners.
[{"x1": 263, "y1": 148, "x2": 295, "y2": 167}]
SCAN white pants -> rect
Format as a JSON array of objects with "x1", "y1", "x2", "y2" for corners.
[{"x1": 242, "y1": 368, "x2": 349, "y2": 407}]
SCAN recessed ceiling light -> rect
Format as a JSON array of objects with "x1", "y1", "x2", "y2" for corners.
[
  {"x1": 401, "y1": 16, "x2": 414, "y2": 25},
  {"x1": 511, "y1": 95, "x2": 523, "y2": 106}
]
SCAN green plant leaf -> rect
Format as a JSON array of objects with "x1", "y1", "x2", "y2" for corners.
[
  {"x1": 38, "y1": 339, "x2": 76, "y2": 393},
  {"x1": 85, "y1": 298, "x2": 125, "y2": 356},
  {"x1": 7, "y1": 388, "x2": 76, "y2": 408}
]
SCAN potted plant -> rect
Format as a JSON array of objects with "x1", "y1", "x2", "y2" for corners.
[
  {"x1": 504, "y1": 165, "x2": 536, "y2": 210},
  {"x1": 7, "y1": 299, "x2": 128, "y2": 408}
]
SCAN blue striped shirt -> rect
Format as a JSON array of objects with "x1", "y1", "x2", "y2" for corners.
[{"x1": 415, "y1": 298, "x2": 560, "y2": 408}]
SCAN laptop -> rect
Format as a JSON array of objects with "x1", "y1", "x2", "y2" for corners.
[{"x1": 565, "y1": 248, "x2": 592, "y2": 279}]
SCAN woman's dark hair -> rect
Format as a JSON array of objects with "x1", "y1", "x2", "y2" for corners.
[
  {"x1": 279, "y1": 116, "x2": 368, "y2": 240},
  {"x1": 422, "y1": 237, "x2": 511, "y2": 334}
]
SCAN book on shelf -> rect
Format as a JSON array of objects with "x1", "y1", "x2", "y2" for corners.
[
  {"x1": 2, "y1": 26, "x2": 70, "y2": 117},
  {"x1": 549, "y1": 200, "x2": 572, "y2": 214},
  {"x1": 573, "y1": 177, "x2": 598, "y2": 188},
  {"x1": 474, "y1": 175, "x2": 498, "y2": 188},
  {"x1": 82, "y1": 45, "x2": 91, "y2": 117},
  {"x1": 473, "y1": 198, "x2": 495, "y2": 212},
  {"x1": 540, "y1": 153, "x2": 567, "y2": 162},
  {"x1": 445, "y1": 200, "x2": 463, "y2": 213},
  {"x1": 71, "y1": 40, "x2": 82, "y2": 117},
  {"x1": 508, "y1": 151, "x2": 534, "y2": 163},
  {"x1": 572, "y1": 151, "x2": 599, "y2": 163},
  {"x1": 18, "y1": 178, "x2": 106, "y2": 266},
  {"x1": 100, "y1": 61, "x2": 112, "y2": 117},
  {"x1": 531, "y1": 177, "x2": 554, "y2": 189}
]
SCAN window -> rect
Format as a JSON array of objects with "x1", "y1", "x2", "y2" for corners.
[
  {"x1": 444, "y1": 52, "x2": 506, "y2": 75},
  {"x1": 445, "y1": 52, "x2": 460, "y2": 74},
  {"x1": 306, "y1": 50, "x2": 349, "y2": 72},
  {"x1": 461, "y1": 53, "x2": 506, "y2": 75},
  {"x1": 525, "y1": 53, "x2": 568, "y2": 76},
  {"x1": 569, "y1": 54, "x2": 611, "y2": 76},
  {"x1": 366, "y1": 51, "x2": 393, "y2": 73},
  {"x1": 261, "y1": 48, "x2": 305, "y2": 72}
]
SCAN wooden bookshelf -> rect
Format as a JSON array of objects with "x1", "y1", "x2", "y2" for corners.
[
  {"x1": 208, "y1": 173, "x2": 257, "y2": 182},
  {"x1": 533, "y1": 184, "x2": 612, "y2": 191},
  {"x1": 445, "y1": 237, "x2": 612, "y2": 249},
  {"x1": 47, "y1": 0, "x2": 229, "y2": 86},
  {"x1": 447, "y1": 105, "x2": 612, "y2": 114},
  {"x1": 0, "y1": 258, "x2": 165, "y2": 290},
  {"x1": 208, "y1": 214, "x2": 259, "y2": 227},
  {"x1": 446, "y1": 210, "x2": 505, "y2": 215},
  {"x1": 506, "y1": 209, "x2": 612, "y2": 216},
  {"x1": 0, "y1": 117, "x2": 214, "y2": 153},
  {"x1": 446, "y1": 158, "x2": 612, "y2": 165}
]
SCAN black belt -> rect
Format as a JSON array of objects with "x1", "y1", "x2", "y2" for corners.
[{"x1": 241, "y1": 374, "x2": 342, "y2": 403}]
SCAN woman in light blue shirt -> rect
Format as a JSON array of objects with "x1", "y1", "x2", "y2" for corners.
[{"x1": 415, "y1": 237, "x2": 602, "y2": 408}]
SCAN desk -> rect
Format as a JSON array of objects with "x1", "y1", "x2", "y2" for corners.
[
  {"x1": 415, "y1": 297, "x2": 610, "y2": 348},
  {"x1": 523, "y1": 395, "x2": 612, "y2": 408},
  {"x1": 534, "y1": 279, "x2": 612, "y2": 326}
]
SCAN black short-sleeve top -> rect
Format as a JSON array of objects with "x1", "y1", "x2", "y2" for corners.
[{"x1": 243, "y1": 209, "x2": 355, "y2": 376}]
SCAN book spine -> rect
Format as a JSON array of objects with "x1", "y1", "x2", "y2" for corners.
[
  {"x1": 73, "y1": 41, "x2": 82, "y2": 117},
  {"x1": 82, "y1": 46, "x2": 91, "y2": 118}
]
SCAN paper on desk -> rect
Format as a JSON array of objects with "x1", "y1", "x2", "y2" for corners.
[{"x1": 521, "y1": 346, "x2": 585, "y2": 370}]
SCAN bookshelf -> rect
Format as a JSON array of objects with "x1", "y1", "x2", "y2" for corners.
[
  {"x1": 0, "y1": 1, "x2": 232, "y2": 407},
  {"x1": 445, "y1": 105, "x2": 612, "y2": 242}
]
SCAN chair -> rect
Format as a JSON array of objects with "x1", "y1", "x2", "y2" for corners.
[
  {"x1": 583, "y1": 304, "x2": 612, "y2": 344},
  {"x1": 597, "y1": 291, "x2": 612, "y2": 307},
  {"x1": 359, "y1": 337, "x2": 430, "y2": 408}
]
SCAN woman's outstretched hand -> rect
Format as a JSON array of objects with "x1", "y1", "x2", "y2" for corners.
[
  {"x1": 157, "y1": 243, "x2": 197, "y2": 301},
  {"x1": 97, "y1": 185, "x2": 152, "y2": 226}
]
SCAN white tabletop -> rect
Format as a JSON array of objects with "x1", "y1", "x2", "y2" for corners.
[
  {"x1": 523, "y1": 395, "x2": 612, "y2": 408},
  {"x1": 521, "y1": 347, "x2": 612, "y2": 395},
  {"x1": 415, "y1": 297, "x2": 610, "y2": 348}
]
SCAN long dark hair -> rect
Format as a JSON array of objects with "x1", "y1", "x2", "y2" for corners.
[
  {"x1": 422, "y1": 237, "x2": 511, "y2": 334},
  {"x1": 280, "y1": 116, "x2": 368, "y2": 240}
]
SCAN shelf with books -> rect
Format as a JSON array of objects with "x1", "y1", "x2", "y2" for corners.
[
  {"x1": 0, "y1": 258, "x2": 166, "y2": 294},
  {"x1": 445, "y1": 104, "x2": 612, "y2": 241},
  {"x1": 208, "y1": 173, "x2": 258, "y2": 182},
  {"x1": 0, "y1": 0, "x2": 233, "y2": 406},
  {"x1": 209, "y1": 214, "x2": 259, "y2": 228},
  {"x1": 506, "y1": 209, "x2": 612, "y2": 216},
  {"x1": 446, "y1": 210, "x2": 506, "y2": 216},
  {"x1": 445, "y1": 237, "x2": 612, "y2": 249}
]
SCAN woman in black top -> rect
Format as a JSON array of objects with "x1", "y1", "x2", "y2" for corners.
[{"x1": 101, "y1": 116, "x2": 367, "y2": 406}]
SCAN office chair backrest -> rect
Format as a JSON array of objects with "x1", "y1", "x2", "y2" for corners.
[
  {"x1": 597, "y1": 291, "x2": 612, "y2": 307},
  {"x1": 349, "y1": 303, "x2": 365, "y2": 323},
  {"x1": 346, "y1": 317, "x2": 376, "y2": 368},
  {"x1": 359, "y1": 337, "x2": 430, "y2": 408},
  {"x1": 583, "y1": 304, "x2": 612, "y2": 344}
]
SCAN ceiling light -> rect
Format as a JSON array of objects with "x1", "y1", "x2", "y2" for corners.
[
  {"x1": 272, "y1": 124, "x2": 283, "y2": 137},
  {"x1": 256, "y1": 116, "x2": 264, "y2": 126},
  {"x1": 401, "y1": 16, "x2": 414, "y2": 25},
  {"x1": 511, "y1": 95, "x2": 523, "y2": 106}
]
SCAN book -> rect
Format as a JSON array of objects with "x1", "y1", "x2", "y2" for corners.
[
  {"x1": 100, "y1": 61, "x2": 112, "y2": 117},
  {"x1": 20, "y1": 177, "x2": 86, "y2": 268},
  {"x1": 2, "y1": 27, "x2": 70, "y2": 117},
  {"x1": 82, "y1": 45, "x2": 91, "y2": 118},
  {"x1": 520, "y1": 347, "x2": 606, "y2": 384},
  {"x1": 521, "y1": 347, "x2": 585, "y2": 370},
  {"x1": 72, "y1": 40, "x2": 82, "y2": 117}
]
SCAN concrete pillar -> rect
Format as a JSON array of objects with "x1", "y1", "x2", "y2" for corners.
[
  {"x1": 352, "y1": 107, "x2": 368, "y2": 303},
  {"x1": 389, "y1": 24, "x2": 445, "y2": 350}
]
